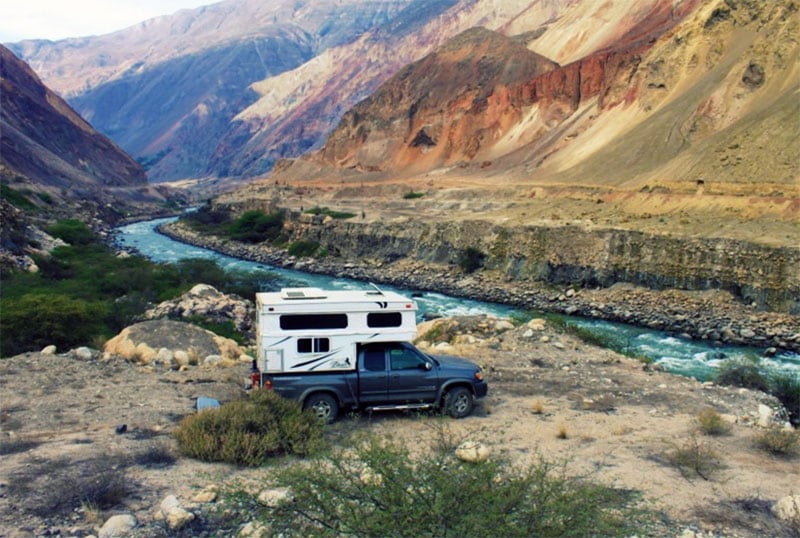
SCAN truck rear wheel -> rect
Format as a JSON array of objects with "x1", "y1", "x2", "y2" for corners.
[
  {"x1": 444, "y1": 387, "x2": 474, "y2": 418},
  {"x1": 304, "y1": 393, "x2": 339, "y2": 423}
]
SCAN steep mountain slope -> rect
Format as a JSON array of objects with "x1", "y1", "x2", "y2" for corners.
[
  {"x1": 287, "y1": 0, "x2": 797, "y2": 197},
  {"x1": 9, "y1": 0, "x2": 694, "y2": 182},
  {"x1": 227, "y1": 0, "x2": 684, "y2": 178},
  {"x1": 10, "y1": 0, "x2": 416, "y2": 181},
  {"x1": 0, "y1": 45, "x2": 146, "y2": 191}
]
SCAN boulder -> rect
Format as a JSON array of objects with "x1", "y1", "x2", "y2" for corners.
[
  {"x1": 258, "y1": 487, "x2": 293, "y2": 507},
  {"x1": 104, "y1": 320, "x2": 243, "y2": 365},
  {"x1": 144, "y1": 284, "x2": 255, "y2": 340},
  {"x1": 159, "y1": 494, "x2": 195, "y2": 530},
  {"x1": 98, "y1": 514, "x2": 137, "y2": 537},
  {"x1": 773, "y1": 494, "x2": 800, "y2": 523},
  {"x1": 41, "y1": 345, "x2": 57, "y2": 355},
  {"x1": 455, "y1": 441, "x2": 490, "y2": 463}
]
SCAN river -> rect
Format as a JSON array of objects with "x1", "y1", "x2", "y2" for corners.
[{"x1": 115, "y1": 216, "x2": 799, "y2": 380}]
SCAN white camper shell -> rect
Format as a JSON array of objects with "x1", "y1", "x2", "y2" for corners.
[{"x1": 256, "y1": 286, "x2": 418, "y2": 373}]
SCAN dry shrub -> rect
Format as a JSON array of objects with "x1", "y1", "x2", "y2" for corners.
[
  {"x1": 6, "y1": 455, "x2": 130, "y2": 517},
  {"x1": 755, "y1": 426, "x2": 799, "y2": 456},
  {"x1": 664, "y1": 435, "x2": 724, "y2": 481},
  {"x1": 695, "y1": 408, "x2": 732, "y2": 436}
]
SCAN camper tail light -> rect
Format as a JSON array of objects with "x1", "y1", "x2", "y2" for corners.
[{"x1": 474, "y1": 371, "x2": 483, "y2": 381}]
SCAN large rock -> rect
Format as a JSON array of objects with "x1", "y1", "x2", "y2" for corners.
[
  {"x1": 103, "y1": 319, "x2": 243, "y2": 366},
  {"x1": 98, "y1": 513, "x2": 137, "y2": 537},
  {"x1": 145, "y1": 284, "x2": 255, "y2": 341},
  {"x1": 773, "y1": 494, "x2": 800, "y2": 523}
]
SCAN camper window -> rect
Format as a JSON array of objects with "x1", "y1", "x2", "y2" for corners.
[
  {"x1": 297, "y1": 338, "x2": 330, "y2": 354},
  {"x1": 367, "y1": 312, "x2": 403, "y2": 328},
  {"x1": 280, "y1": 314, "x2": 348, "y2": 330}
]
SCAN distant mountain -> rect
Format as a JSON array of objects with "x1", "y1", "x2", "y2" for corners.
[
  {"x1": 9, "y1": 0, "x2": 418, "y2": 181},
  {"x1": 0, "y1": 45, "x2": 146, "y2": 191},
  {"x1": 9, "y1": 0, "x2": 669, "y2": 181}
]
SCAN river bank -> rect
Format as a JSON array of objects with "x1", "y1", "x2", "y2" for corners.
[{"x1": 158, "y1": 220, "x2": 799, "y2": 353}]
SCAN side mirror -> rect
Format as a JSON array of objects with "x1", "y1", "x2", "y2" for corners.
[{"x1": 422, "y1": 361, "x2": 433, "y2": 371}]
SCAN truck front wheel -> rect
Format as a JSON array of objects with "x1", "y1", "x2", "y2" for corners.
[
  {"x1": 304, "y1": 393, "x2": 339, "y2": 423},
  {"x1": 444, "y1": 387, "x2": 474, "y2": 418}
]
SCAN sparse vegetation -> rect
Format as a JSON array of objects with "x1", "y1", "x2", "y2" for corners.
[
  {"x1": 305, "y1": 206, "x2": 356, "y2": 219},
  {"x1": 664, "y1": 435, "x2": 724, "y2": 480},
  {"x1": 0, "y1": 184, "x2": 38, "y2": 210},
  {"x1": 402, "y1": 190, "x2": 426, "y2": 199},
  {"x1": 695, "y1": 408, "x2": 732, "y2": 436},
  {"x1": 6, "y1": 455, "x2": 130, "y2": 517},
  {"x1": 247, "y1": 434, "x2": 650, "y2": 537},
  {"x1": 754, "y1": 426, "x2": 799, "y2": 456},
  {"x1": 173, "y1": 389, "x2": 325, "y2": 466},
  {"x1": 287, "y1": 239, "x2": 320, "y2": 257},
  {"x1": 715, "y1": 356, "x2": 769, "y2": 392},
  {"x1": 457, "y1": 246, "x2": 486, "y2": 273}
]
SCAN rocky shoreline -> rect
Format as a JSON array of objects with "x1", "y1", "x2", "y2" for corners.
[{"x1": 158, "y1": 221, "x2": 800, "y2": 353}]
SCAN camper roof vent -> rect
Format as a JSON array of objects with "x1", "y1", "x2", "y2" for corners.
[{"x1": 280, "y1": 287, "x2": 327, "y2": 300}]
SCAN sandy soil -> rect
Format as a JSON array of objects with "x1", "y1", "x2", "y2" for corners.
[{"x1": 1, "y1": 318, "x2": 798, "y2": 537}]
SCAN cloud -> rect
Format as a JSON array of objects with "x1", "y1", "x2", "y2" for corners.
[{"x1": 0, "y1": 0, "x2": 216, "y2": 43}]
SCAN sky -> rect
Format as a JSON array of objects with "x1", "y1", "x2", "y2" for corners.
[{"x1": 0, "y1": 0, "x2": 218, "y2": 43}]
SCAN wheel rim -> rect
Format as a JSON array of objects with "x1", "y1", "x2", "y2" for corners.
[
  {"x1": 311, "y1": 400, "x2": 332, "y2": 419},
  {"x1": 452, "y1": 392, "x2": 470, "y2": 414}
]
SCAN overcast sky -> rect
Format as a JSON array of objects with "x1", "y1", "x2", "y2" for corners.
[{"x1": 0, "y1": 0, "x2": 218, "y2": 43}]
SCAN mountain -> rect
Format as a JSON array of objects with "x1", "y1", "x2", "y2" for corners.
[
  {"x1": 286, "y1": 0, "x2": 798, "y2": 196},
  {"x1": 8, "y1": 0, "x2": 687, "y2": 182},
  {"x1": 0, "y1": 45, "x2": 146, "y2": 192},
  {"x1": 9, "y1": 0, "x2": 418, "y2": 181}
]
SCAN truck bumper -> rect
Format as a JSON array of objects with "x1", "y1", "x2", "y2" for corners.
[{"x1": 474, "y1": 381, "x2": 488, "y2": 399}]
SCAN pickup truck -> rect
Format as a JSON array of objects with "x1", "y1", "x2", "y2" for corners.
[{"x1": 257, "y1": 341, "x2": 487, "y2": 422}]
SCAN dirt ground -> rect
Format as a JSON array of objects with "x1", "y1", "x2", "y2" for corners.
[{"x1": 1, "y1": 319, "x2": 798, "y2": 537}]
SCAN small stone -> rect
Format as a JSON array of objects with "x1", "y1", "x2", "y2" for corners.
[
  {"x1": 758, "y1": 404, "x2": 774, "y2": 427},
  {"x1": 204, "y1": 354, "x2": 223, "y2": 366},
  {"x1": 41, "y1": 345, "x2": 57, "y2": 355},
  {"x1": 74, "y1": 347, "x2": 94, "y2": 361}
]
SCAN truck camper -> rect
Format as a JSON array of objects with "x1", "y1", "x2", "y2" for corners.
[{"x1": 256, "y1": 285, "x2": 418, "y2": 373}]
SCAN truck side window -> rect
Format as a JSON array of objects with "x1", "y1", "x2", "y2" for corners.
[
  {"x1": 363, "y1": 350, "x2": 385, "y2": 371},
  {"x1": 389, "y1": 348, "x2": 423, "y2": 370},
  {"x1": 297, "y1": 338, "x2": 330, "y2": 353}
]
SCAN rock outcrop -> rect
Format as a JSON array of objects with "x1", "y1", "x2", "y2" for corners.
[
  {"x1": 103, "y1": 319, "x2": 245, "y2": 367},
  {"x1": 144, "y1": 284, "x2": 255, "y2": 342}
]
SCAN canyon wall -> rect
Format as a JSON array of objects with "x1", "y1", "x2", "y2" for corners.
[{"x1": 290, "y1": 217, "x2": 799, "y2": 313}]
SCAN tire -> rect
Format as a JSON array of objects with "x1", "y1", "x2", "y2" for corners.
[
  {"x1": 444, "y1": 387, "x2": 474, "y2": 419},
  {"x1": 304, "y1": 393, "x2": 339, "y2": 423}
]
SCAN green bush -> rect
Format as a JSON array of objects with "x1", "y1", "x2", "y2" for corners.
[
  {"x1": 402, "y1": 191, "x2": 426, "y2": 199},
  {"x1": 305, "y1": 206, "x2": 356, "y2": 219},
  {"x1": 664, "y1": 435, "x2": 724, "y2": 481},
  {"x1": 173, "y1": 390, "x2": 325, "y2": 466},
  {"x1": 767, "y1": 371, "x2": 800, "y2": 427},
  {"x1": 715, "y1": 357, "x2": 769, "y2": 392},
  {"x1": 0, "y1": 185, "x2": 38, "y2": 210},
  {"x1": 0, "y1": 294, "x2": 108, "y2": 356},
  {"x1": 227, "y1": 210, "x2": 285, "y2": 243},
  {"x1": 457, "y1": 246, "x2": 485, "y2": 273},
  {"x1": 47, "y1": 219, "x2": 98, "y2": 246},
  {"x1": 287, "y1": 240, "x2": 320, "y2": 257},
  {"x1": 255, "y1": 436, "x2": 649, "y2": 537}
]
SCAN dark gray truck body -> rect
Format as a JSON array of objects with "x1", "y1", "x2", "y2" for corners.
[{"x1": 260, "y1": 341, "x2": 487, "y2": 421}]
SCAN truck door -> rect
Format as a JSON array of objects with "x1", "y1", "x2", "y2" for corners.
[
  {"x1": 387, "y1": 344, "x2": 438, "y2": 403},
  {"x1": 358, "y1": 347, "x2": 389, "y2": 403}
]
